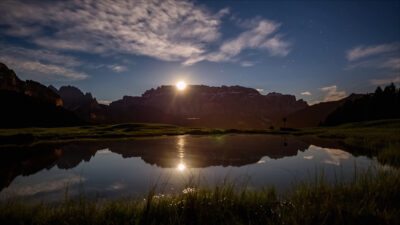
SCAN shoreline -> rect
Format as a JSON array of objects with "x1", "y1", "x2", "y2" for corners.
[{"x1": 1, "y1": 119, "x2": 399, "y2": 167}]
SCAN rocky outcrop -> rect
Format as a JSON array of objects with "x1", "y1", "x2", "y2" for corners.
[
  {"x1": 52, "y1": 85, "x2": 108, "y2": 123},
  {"x1": 109, "y1": 85, "x2": 308, "y2": 128},
  {"x1": 0, "y1": 62, "x2": 82, "y2": 128},
  {"x1": 0, "y1": 63, "x2": 62, "y2": 106}
]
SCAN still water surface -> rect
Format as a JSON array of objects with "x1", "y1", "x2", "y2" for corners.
[{"x1": 0, "y1": 134, "x2": 380, "y2": 201}]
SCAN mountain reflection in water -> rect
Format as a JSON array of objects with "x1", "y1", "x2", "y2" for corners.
[{"x1": 0, "y1": 134, "x2": 366, "y2": 193}]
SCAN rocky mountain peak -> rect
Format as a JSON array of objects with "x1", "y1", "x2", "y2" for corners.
[
  {"x1": 0, "y1": 63, "x2": 23, "y2": 92},
  {"x1": 0, "y1": 62, "x2": 62, "y2": 106},
  {"x1": 109, "y1": 84, "x2": 308, "y2": 128},
  {"x1": 142, "y1": 85, "x2": 261, "y2": 98},
  {"x1": 53, "y1": 85, "x2": 108, "y2": 123}
]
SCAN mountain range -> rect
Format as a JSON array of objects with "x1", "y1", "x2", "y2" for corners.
[
  {"x1": 0, "y1": 62, "x2": 360, "y2": 128},
  {"x1": 0, "y1": 63, "x2": 82, "y2": 128}
]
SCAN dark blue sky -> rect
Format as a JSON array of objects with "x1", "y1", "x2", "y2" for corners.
[{"x1": 0, "y1": 0, "x2": 399, "y2": 104}]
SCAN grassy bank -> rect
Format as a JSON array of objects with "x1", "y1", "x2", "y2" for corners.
[
  {"x1": 303, "y1": 119, "x2": 400, "y2": 167},
  {"x1": 0, "y1": 119, "x2": 399, "y2": 144},
  {"x1": 1, "y1": 169, "x2": 399, "y2": 225},
  {"x1": 1, "y1": 119, "x2": 399, "y2": 166}
]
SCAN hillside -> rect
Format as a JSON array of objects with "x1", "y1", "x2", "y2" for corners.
[
  {"x1": 322, "y1": 84, "x2": 400, "y2": 126},
  {"x1": 0, "y1": 63, "x2": 82, "y2": 128},
  {"x1": 108, "y1": 85, "x2": 308, "y2": 128},
  {"x1": 286, "y1": 94, "x2": 362, "y2": 128}
]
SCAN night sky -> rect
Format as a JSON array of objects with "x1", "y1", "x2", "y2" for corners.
[{"x1": 0, "y1": 0, "x2": 399, "y2": 104}]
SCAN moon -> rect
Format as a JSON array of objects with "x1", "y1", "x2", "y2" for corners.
[
  {"x1": 177, "y1": 163, "x2": 185, "y2": 171},
  {"x1": 176, "y1": 81, "x2": 187, "y2": 91}
]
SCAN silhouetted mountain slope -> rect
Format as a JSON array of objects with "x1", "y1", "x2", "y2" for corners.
[
  {"x1": 0, "y1": 63, "x2": 62, "y2": 106},
  {"x1": 0, "y1": 63, "x2": 82, "y2": 128},
  {"x1": 286, "y1": 94, "x2": 363, "y2": 128},
  {"x1": 1, "y1": 61, "x2": 308, "y2": 129},
  {"x1": 322, "y1": 83, "x2": 400, "y2": 126},
  {"x1": 51, "y1": 85, "x2": 108, "y2": 123},
  {"x1": 109, "y1": 96, "x2": 182, "y2": 124},
  {"x1": 109, "y1": 85, "x2": 308, "y2": 128}
]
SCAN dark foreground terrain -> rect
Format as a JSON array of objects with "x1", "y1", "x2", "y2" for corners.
[{"x1": 0, "y1": 169, "x2": 399, "y2": 225}]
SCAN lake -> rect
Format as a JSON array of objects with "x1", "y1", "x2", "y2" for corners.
[{"x1": 0, "y1": 134, "x2": 380, "y2": 201}]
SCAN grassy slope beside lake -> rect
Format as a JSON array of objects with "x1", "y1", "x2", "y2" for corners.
[{"x1": 1, "y1": 119, "x2": 399, "y2": 167}]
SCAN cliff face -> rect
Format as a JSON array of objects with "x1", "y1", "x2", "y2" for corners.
[
  {"x1": 0, "y1": 63, "x2": 62, "y2": 106},
  {"x1": 52, "y1": 85, "x2": 108, "y2": 123},
  {"x1": 1, "y1": 62, "x2": 365, "y2": 129},
  {"x1": 0, "y1": 63, "x2": 81, "y2": 128},
  {"x1": 109, "y1": 85, "x2": 308, "y2": 128}
]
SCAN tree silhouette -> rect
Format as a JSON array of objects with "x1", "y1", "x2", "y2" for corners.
[{"x1": 322, "y1": 83, "x2": 400, "y2": 126}]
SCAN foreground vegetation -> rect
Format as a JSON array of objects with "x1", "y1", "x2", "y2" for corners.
[
  {"x1": 0, "y1": 119, "x2": 398, "y2": 224},
  {"x1": 303, "y1": 119, "x2": 400, "y2": 167},
  {"x1": 0, "y1": 118, "x2": 398, "y2": 144},
  {"x1": 323, "y1": 83, "x2": 400, "y2": 126},
  {"x1": 0, "y1": 169, "x2": 399, "y2": 225}
]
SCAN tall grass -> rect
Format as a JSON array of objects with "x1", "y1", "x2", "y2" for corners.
[{"x1": 1, "y1": 169, "x2": 399, "y2": 225}]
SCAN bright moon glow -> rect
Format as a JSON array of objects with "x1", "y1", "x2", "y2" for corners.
[
  {"x1": 176, "y1": 81, "x2": 187, "y2": 90},
  {"x1": 177, "y1": 163, "x2": 185, "y2": 171}
]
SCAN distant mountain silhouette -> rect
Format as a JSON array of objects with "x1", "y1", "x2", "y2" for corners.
[
  {"x1": 53, "y1": 84, "x2": 309, "y2": 128},
  {"x1": 5, "y1": 62, "x2": 378, "y2": 129},
  {"x1": 285, "y1": 94, "x2": 363, "y2": 128},
  {"x1": 322, "y1": 83, "x2": 400, "y2": 126},
  {"x1": 109, "y1": 95, "x2": 182, "y2": 124},
  {"x1": 0, "y1": 63, "x2": 82, "y2": 128},
  {"x1": 1, "y1": 63, "x2": 62, "y2": 106},
  {"x1": 50, "y1": 85, "x2": 108, "y2": 123},
  {"x1": 109, "y1": 85, "x2": 308, "y2": 128}
]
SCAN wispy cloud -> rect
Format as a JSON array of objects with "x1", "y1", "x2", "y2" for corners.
[
  {"x1": 0, "y1": 45, "x2": 81, "y2": 67},
  {"x1": 0, "y1": 55, "x2": 88, "y2": 81},
  {"x1": 240, "y1": 61, "x2": 255, "y2": 67},
  {"x1": 256, "y1": 88, "x2": 264, "y2": 93},
  {"x1": 301, "y1": 91, "x2": 311, "y2": 96},
  {"x1": 345, "y1": 56, "x2": 400, "y2": 70},
  {"x1": 107, "y1": 65, "x2": 127, "y2": 72},
  {"x1": 346, "y1": 43, "x2": 400, "y2": 61},
  {"x1": 345, "y1": 42, "x2": 400, "y2": 71},
  {"x1": 319, "y1": 85, "x2": 346, "y2": 102},
  {"x1": 0, "y1": 0, "x2": 229, "y2": 63},
  {"x1": 98, "y1": 100, "x2": 112, "y2": 105},
  {"x1": 371, "y1": 76, "x2": 400, "y2": 85},
  {"x1": 183, "y1": 19, "x2": 290, "y2": 65},
  {"x1": 380, "y1": 57, "x2": 400, "y2": 70},
  {"x1": 0, "y1": 44, "x2": 88, "y2": 81},
  {"x1": 0, "y1": 0, "x2": 292, "y2": 72},
  {"x1": 346, "y1": 42, "x2": 399, "y2": 85}
]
